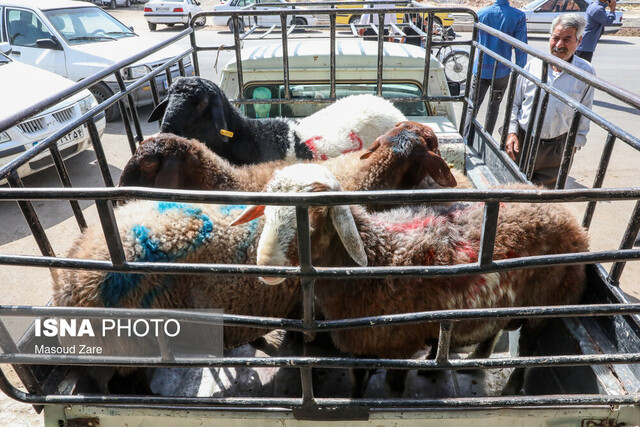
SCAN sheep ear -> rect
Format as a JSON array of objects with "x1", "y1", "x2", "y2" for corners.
[
  {"x1": 148, "y1": 98, "x2": 169, "y2": 122},
  {"x1": 360, "y1": 136, "x2": 382, "y2": 160},
  {"x1": 212, "y1": 94, "x2": 231, "y2": 142},
  {"x1": 118, "y1": 158, "x2": 143, "y2": 187},
  {"x1": 229, "y1": 205, "x2": 265, "y2": 226},
  {"x1": 424, "y1": 151, "x2": 457, "y2": 188},
  {"x1": 329, "y1": 206, "x2": 367, "y2": 267}
]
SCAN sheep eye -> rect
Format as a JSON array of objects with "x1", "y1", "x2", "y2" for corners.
[
  {"x1": 140, "y1": 156, "x2": 159, "y2": 176},
  {"x1": 198, "y1": 101, "x2": 207, "y2": 109}
]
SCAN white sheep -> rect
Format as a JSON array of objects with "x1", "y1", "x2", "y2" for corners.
[{"x1": 147, "y1": 76, "x2": 406, "y2": 165}]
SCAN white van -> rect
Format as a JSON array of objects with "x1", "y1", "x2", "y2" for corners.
[{"x1": 0, "y1": 0, "x2": 194, "y2": 121}]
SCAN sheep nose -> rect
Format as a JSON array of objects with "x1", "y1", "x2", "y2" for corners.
[{"x1": 160, "y1": 122, "x2": 181, "y2": 135}]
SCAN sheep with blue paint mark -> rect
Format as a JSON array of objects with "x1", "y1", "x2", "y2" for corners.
[
  {"x1": 230, "y1": 164, "x2": 589, "y2": 397},
  {"x1": 147, "y1": 76, "x2": 407, "y2": 165}
]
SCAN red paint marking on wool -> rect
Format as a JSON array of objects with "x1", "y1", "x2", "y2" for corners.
[
  {"x1": 341, "y1": 131, "x2": 364, "y2": 154},
  {"x1": 456, "y1": 241, "x2": 478, "y2": 263},
  {"x1": 304, "y1": 136, "x2": 322, "y2": 159},
  {"x1": 384, "y1": 216, "x2": 436, "y2": 233}
]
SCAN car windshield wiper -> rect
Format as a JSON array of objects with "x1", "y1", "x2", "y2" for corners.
[
  {"x1": 68, "y1": 35, "x2": 116, "y2": 41},
  {"x1": 104, "y1": 31, "x2": 135, "y2": 37}
]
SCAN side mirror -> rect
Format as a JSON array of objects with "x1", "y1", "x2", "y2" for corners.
[
  {"x1": 128, "y1": 25, "x2": 135, "y2": 31},
  {"x1": 195, "y1": 1, "x2": 201, "y2": 5},
  {"x1": 0, "y1": 42, "x2": 12, "y2": 55},
  {"x1": 447, "y1": 81, "x2": 460, "y2": 96},
  {"x1": 35, "y1": 38, "x2": 61, "y2": 50}
]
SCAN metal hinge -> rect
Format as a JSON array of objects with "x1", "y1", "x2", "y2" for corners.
[{"x1": 582, "y1": 419, "x2": 617, "y2": 427}]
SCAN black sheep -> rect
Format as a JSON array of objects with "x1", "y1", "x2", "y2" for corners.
[{"x1": 148, "y1": 76, "x2": 407, "y2": 166}]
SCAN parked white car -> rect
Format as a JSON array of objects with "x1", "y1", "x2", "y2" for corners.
[
  {"x1": 0, "y1": 44, "x2": 105, "y2": 181},
  {"x1": 100, "y1": 0, "x2": 133, "y2": 8},
  {"x1": 0, "y1": 0, "x2": 195, "y2": 121},
  {"x1": 144, "y1": 0, "x2": 206, "y2": 31},
  {"x1": 213, "y1": 0, "x2": 318, "y2": 32},
  {"x1": 520, "y1": 0, "x2": 623, "y2": 33}
]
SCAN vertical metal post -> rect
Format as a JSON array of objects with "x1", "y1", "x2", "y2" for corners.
[
  {"x1": 232, "y1": 15, "x2": 245, "y2": 100},
  {"x1": 47, "y1": 141, "x2": 88, "y2": 231},
  {"x1": 459, "y1": 15, "x2": 479, "y2": 137},
  {"x1": 7, "y1": 171, "x2": 55, "y2": 258},
  {"x1": 87, "y1": 119, "x2": 115, "y2": 187},
  {"x1": 422, "y1": 13, "x2": 434, "y2": 100},
  {"x1": 116, "y1": 72, "x2": 143, "y2": 147},
  {"x1": 178, "y1": 58, "x2": 186, "y2": 77},
  {"x1": 281, "y1": 14, "x2": 291, "y2": 100},
  {"x1": 295, "y1": 206, "x2": 315, "y2": 404},
  {"x1": 483, "y1": 59, "x2": 499, "y2": 130},
  {"x1": 555, "y1": 111, "x2": 580, "y2": 189},
  {"x1": 189, "y1": 29, "x2": 200, "y2": 77},
  {"x1": 164, "y1": 68, "x2": 173, "y2": 89},
  {"x1": 524, "y1": 91, "x2": 549, "y2": 179},
  {"x1": 376, "y1": 12, "x2": 385, "y2": 97},
  {"x1": 435, "y1": 321, "x2": 453, "y2": 364},
  {"x1": 500, "y1": 71, "x2": 518, "y2": 151},
  {"x1": 95, "y1": 200, "x2": 127, "y2": 266},
  {"x1": 609, "y1": 200, "x2": 640, "y2": 285},
  {"x1": 583, "y1": 133, "x2": 616, "y2": 229},
  {"x1": 330, "y1": 14, "x2": 337, "y2": 100},
  {"x1": 479, "y1": 202, "x2": 500, "y2": 267}
]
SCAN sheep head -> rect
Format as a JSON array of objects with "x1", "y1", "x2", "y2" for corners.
[
  {"x1": 230, "y1": 164, "x2": 367, "y2": 285},
  {"x1": 360, "y1": 121, "x2": 457, "y2": 189},
  {"x1": 119, "y1": 133, "x2": 213, "y2": 190},
  {"x1": 148, "y1": 76, "x2": 232, "y2": 145}
]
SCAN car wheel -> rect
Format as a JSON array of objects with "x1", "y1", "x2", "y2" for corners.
[
  {"x1": 228, "y1": 19, "x2": 245, "y2": 33},
  {"x1": 195, "y1": 16, "x2": 206, "y2": 27},
  {"x1": 148, "y1": 22, "x2": 157, "y2": 31},
  {"x1": 90, "y1": 83, "x2": 120, "y2": 122}
]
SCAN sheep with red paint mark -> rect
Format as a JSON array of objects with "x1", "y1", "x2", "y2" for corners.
[
  {"x1": 147, "y1": 76, "x2": 406, "y2": 165},
  {"x1": 230, "y1": 164, "x2": 589, "y2": 397}
]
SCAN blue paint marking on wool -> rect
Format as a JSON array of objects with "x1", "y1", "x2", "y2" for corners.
[
  {"x1": 218, "y1": 204, "x2": 246, "y2": 217},
  {"x1": 140, "y1": 276, "x2": 174, "y2": 309},
  {"x1": 100, "y1": 203, "x2": 214, "y2": 307},
  {"x1": 235, "y1": 219, "x2": 258, "y2": 263}
]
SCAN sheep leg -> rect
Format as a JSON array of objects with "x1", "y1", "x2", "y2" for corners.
[
  {"x1": 108, "y1": 367, "x2": 154, "y2": 395},
  {"x1": 349, "y1": 367, "x2": 371, "y2": 398},
  {"x1": 501, "y1": 322, "x2": 542, "y2": 396},
  {"x1": 384, "y1": 369, "x2": 408, "y2": 397}
]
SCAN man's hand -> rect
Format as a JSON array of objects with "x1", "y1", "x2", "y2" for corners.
[
  {"x1": 506, "y1": 133, "x2": 520, "y2": 161},
  {"x1": 358, "y1": 28, "x2": 366, "y2": 36},
  {"x1": 608, "y1": 0, "x2": 616, "y2": 11}
]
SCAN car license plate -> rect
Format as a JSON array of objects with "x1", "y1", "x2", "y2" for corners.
[
  {"x1": 33, "y1": 127, "x2": 84, "y2": 147},
  {"x1": 157, "y1": 7, "x2": 170, "y2": 11}
]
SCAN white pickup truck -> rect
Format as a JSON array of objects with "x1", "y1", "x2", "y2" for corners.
[{"x1": 2, "y1": 4, "x2": 640, "y2": 427}]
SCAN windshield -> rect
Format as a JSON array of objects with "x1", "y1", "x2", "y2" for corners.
[
  {"x1": 242, "y1": 83, "x2": 431, "y2": 118},
  {"x1": 44, "y1": 7, "x2": 135, "y2": 45}
]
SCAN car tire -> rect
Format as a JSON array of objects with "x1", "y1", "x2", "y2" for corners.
[
  {"x1": 228, "y1": 19, "x2": 245, "y2": 33},
  {"x1": 148, "y1": 22, "x2": 157, "y2": 31},
  {"x1": 90, "y1": 83, "x2": 120, "y2": 122},
  {"x1": 195, "y1": 16, "x2": 206, "y2": 27}
]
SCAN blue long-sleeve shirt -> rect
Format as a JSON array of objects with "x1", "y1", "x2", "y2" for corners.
[
  {"x1": 578, "y1": 0, "x2": 616, "y2": 53},
  {"x1": 473, "y1": 0, "x2": 528, "y2": 79}
]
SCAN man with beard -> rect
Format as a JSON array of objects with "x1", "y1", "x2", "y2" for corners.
[{"x1": 506, "y1": 13, "x2": 595, "y2": 188}]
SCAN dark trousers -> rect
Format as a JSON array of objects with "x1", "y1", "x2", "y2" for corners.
[
  {"x1": 516, "y1": 127, "x2": 568, "y2": 189},
  {"x1": 464, "y1": 74, "x2": 510, "y2": 141},
  {"x1": 576, "y1": 50, "x2": 593, "y2": 62}
]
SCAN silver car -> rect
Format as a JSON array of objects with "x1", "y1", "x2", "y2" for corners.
[
  {"x1": 520, "y1": 0, "x2": 623, "y2": 33},
  {"x1": 213, "y1": 0, "x2": 318, "y2": 32}
]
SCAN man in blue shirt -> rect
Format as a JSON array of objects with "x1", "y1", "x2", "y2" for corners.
[
  {"x1": 464, "y1": 0, "x2": 527, "y2": 140},
  {"x1": 576, "y1": 0, "x2": 617, "y2": 62}
]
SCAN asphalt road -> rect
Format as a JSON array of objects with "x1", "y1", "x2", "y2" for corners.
[{"x1": 1, "y1": 4, "x2": 640, "y2": 424}]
